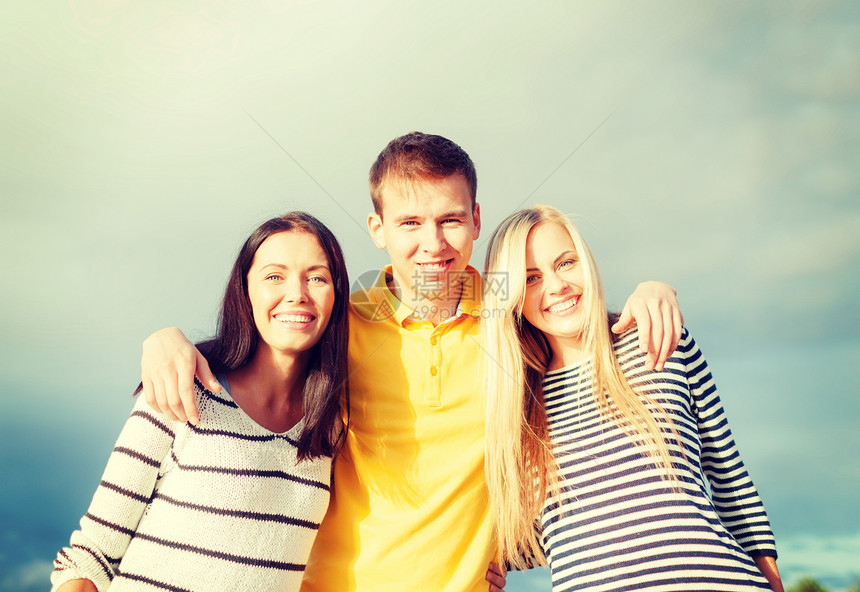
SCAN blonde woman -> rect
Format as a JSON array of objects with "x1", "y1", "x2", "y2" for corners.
[{"x1": 481, "y1": 205, "x2": 783, "y2": 592}]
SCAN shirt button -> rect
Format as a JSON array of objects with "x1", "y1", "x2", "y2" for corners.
[
  {"x1": 430, "y1": 336, "x2": 437, "y2": 346},
  {"x1": 430, "y1": 366, "x2": 438, "y2": 376}
]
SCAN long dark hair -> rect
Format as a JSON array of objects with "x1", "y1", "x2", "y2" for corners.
[{"x1": 198, "y1": 211, "x2": 350, "y2": 461}]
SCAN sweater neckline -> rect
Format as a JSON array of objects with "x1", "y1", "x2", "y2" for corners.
[
  {"x1": 545, "y1": 354, "x2": 593, "y2": 378},
  {"x1": 216, "y1": 373, "x2": 305, "y2": 438}
]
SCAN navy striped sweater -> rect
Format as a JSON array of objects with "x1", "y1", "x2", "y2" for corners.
[
  {"x1": 52, "y1": 382, "x2": 331, "y2": 591},
  {"x1": 540, "y1": 328, "x2": 777, "y2": 592}
]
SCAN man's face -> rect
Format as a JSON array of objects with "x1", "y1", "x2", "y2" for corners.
[{"x1": 367, "y1": 174, "x2": 481, "y2": 305}]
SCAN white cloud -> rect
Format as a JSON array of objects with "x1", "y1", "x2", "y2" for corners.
[
  {"x1": 751, "y1": 2, "x2": 860, "y2": 101},
  {"x1": 746, "y1": 212, "x2": 860, "y2": 282},
  {"x1": 0, "y1": 559, "x2": 53, "y2": 592},
  {"x1": 778, "y1": 531, "x2": 860, "y2": 591}
]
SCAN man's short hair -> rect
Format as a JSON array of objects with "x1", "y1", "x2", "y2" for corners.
[{"x1": 369, "y1": 132, "x2": 477, "y2": 215}]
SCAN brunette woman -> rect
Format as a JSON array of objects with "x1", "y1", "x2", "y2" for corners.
[{"x1": 52, "y1": 212, "x2": 349, "y2": 592}]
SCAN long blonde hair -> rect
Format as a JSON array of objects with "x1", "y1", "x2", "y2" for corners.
[{"x1": 480, "y1": 205, "x2": 677, "y2": 568}]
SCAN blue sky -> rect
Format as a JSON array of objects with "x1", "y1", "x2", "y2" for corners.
[{"x1": 1, "y1": 1, "x2": 858, "y2": 590}]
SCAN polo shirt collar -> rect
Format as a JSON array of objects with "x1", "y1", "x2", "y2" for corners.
[{"x1": 364, "y1": 265, "x2": 483, "y2": 326}]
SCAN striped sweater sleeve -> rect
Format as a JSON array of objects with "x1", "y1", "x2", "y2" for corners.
[
  {"x1": 51, "y1": 394, "x2": 177, "y2": 591},
  {"x1": 681, "y1": 329, "x2": 778, "y2": 558}
]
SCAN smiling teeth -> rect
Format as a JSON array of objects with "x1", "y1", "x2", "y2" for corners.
[
  {"x1": 548, "y1": 297, "x2": 578, "y2": 313},
  {"x1": 418, "y1": 262, "x2": 449, "y2": 270},
  {"x1": 275, "y1": 314, "x2": 312, "y2": 323}
]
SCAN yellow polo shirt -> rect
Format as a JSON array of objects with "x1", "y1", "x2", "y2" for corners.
[{"x1": 301, "y1": 266, "x2": 494, "y2": 592}]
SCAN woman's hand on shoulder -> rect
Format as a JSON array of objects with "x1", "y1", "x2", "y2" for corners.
[
  {"x1": 612, "y1": 281, "x2": 683, "y2": 371},
  {"x1": 141, "y1": 327, "x2": 219, "y2": 425},
  {"x1": 486, "y1": 561, "x2": 507, "y2": 592}
]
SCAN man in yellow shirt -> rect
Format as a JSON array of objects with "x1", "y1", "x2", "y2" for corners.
[{"x1": 140, "y1": 132, "x2": 683, "y2": 591}]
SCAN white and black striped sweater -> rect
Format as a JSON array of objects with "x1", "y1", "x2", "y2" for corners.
[
  {"x1": 541, "y1": 328, "x2": 777, "y2": 592},
  {"x1": 51, "y1": 381, "x2": 331, "y2": 592}
]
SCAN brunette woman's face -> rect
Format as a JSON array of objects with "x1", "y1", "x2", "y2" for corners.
[
  {"x1": 246, "y1": 231, "x2": 336, "y2": 359},
  {"x1": 521, "y1": 223, "x2": 586, "y2": 351}
]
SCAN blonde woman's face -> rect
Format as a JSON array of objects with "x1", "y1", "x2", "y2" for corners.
[{"x1": 521, "y1": 223, "x2": 586, "y2": 351}]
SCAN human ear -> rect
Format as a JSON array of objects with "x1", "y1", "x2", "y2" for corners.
[{"x1": 367, "y1": 213, "x2": 386, "y2": 249}]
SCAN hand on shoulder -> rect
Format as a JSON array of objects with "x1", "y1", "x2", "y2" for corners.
[
  {"x1": 611, "y1": 281, "x2": 684, "y2": 371},
  {"x1": 141, "y1": 327, "x2": 219, "y2": 425}
]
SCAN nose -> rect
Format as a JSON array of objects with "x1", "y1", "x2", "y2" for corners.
[
  {"x1": 543, "y1": 270, "x2": 567, "y2": 295},
  {"x1": 421, "y1": 223, "x2": 448, "y2": 255},
  {"x1": 282, "y1": 275, "x2": 309, "y2": 303}
]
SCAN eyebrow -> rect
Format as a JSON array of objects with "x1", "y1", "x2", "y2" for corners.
[
  {"x1": 525, "y1": 250, "x2": 577, "y2": 272},
  {"x1": 259, "y1": 263, "x2": 331, "y2": 272},
  {"x1": 391, "y1": 209, "x2": 470, "y2": 224},
  {"x1": 555, "y1": 250, "x2": 578, "y2": 265},
  {"x1": 438, "y1": 209, "x2": 469, "y2": 219}
]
